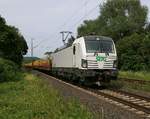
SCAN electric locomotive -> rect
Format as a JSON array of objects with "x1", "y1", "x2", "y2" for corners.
[{"x1": 51, "y1": 35, "x2": 118, "y2": 85}]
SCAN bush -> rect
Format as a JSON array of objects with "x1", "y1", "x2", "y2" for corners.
[
  {"x1": 0, "y1": 58, "x2": 21, "y2": 82},
  {"x1": 117, "y1": 33, "x2": 150, "y2": 71}
]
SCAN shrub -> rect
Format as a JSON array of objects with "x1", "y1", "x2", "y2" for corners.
[
  {"x1": 0, "y1": 58, "x2": 21, "y2": 82},
  {"x1": 117, "y1": 33, "x2": 150, "y2": 71}
]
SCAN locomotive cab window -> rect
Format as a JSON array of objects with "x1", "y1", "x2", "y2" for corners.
[
  {"x1": 73, "y1": 46, "x2": 76, "y2": 55},
  {"x1": 84, "y1": 37, "x2": 115, "y2": 53}
]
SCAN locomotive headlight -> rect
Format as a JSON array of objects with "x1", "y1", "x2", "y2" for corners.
[
  {"x1": 113, "y1": 60, "x2": 118, "y2": 68},
  {"x1": 81, "y1": 59, "x2": 88, "y2": 68}
]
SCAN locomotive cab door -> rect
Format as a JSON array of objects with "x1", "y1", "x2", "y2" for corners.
[{"x1": 73, "y1": 45, "x2": 76, "y2": 67}]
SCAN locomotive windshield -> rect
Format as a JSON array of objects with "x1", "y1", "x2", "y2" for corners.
[{"x1": 85, "y1": 36, "x2": 115, "y2": 53}]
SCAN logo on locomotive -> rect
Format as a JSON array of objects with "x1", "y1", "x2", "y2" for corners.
[{"x1": 96, "y1": 56, "x2": 106, "y2": 62}]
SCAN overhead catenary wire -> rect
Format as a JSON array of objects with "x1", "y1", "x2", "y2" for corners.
[
  {"x1": 57, "y1": 0, "x2": 92, "y2": 31},
  {"x1": 68, "y1": 0, "x2": 106, "y2": 31},
  {"x1": 34, "y1": 0, "x2": 104, "y2": 53},
  {"x1": 33, "y1": 0, "x2": 92, "y2": 49},
  {"x1": 68, "y1": 4, "x2": 99, "y2": 31},
  {"x1": 49, "y1": 3, "x2": 101, "y2": 46},
  {"x1": 45, "y1": 4, "x2": 100, "y2": 52},
  {"x1": 44, "y1": 4, "x2": 99, "y2": 50}
]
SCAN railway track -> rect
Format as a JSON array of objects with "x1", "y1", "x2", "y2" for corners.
[
  {"x1": 33, "y1": 70, "x2": 150, "y2": 118},
  {"x1": 119, "y1": 78, "x2": 150, "y2": 84},
  {"x1": 70, "y1": 81, "x2": 150, "y2": 116},
  {"x1": 87, "y1": 89, "x2": 150, "y2": 115}
]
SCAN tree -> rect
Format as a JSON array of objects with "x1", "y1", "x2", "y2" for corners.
[
  {"x1": 0, "y1": 15, "x2": 28, "y2": 65},
  {"x1": 145, "y1": 23, "x2": 150, "y2": 33},
  {"x1": 117, "y1": 33, "x2": 150, "y2": 71},
  {"x1": 77, "y1": 19, "x2": 100, "y2": 37},
  {"x1": 77, "y1": 0, "x2": 150, "y2": 71},
  {"x1": 78, "y1": 0, "x2": 148, "y2": 42}
]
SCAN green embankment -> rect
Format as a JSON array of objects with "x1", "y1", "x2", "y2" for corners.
[
  {"x1": 119, "y1": 71, "x2": 150, "y2": 81},
  {"x1": 0, "y1": 73, "x2": 93, "y2": 119},
  {"x1": 112, "y1": 71, "x2": 150, "y2": 92}
]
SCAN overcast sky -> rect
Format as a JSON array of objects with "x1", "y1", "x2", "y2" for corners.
[{"x1": 0, "y1": 0, "x2": 150, "y2": 58}]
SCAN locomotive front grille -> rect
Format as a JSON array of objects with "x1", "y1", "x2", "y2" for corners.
[
  {"x1": 87, "y1": 60, "x2": 99, "y2": 69},
  {"x1": 103, "y1": 60, "x2": 113, "y2": 69},
  {"x1": 86, "y1": 55, "x2": 116, "y2": 69}
]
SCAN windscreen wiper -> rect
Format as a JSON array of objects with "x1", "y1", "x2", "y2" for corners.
[
  {"x1": 94, "y1": 51, "x2": 99, "y2": 56},
  {"x1": 105, "y1": 51, "x2": 109, "y2": 56}
]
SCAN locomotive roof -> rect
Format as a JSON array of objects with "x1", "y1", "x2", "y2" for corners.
[
  {"x1": 84, "y1": 35, "x2": 113, "y2": 41},
  {"x1": 53, "y1": 35, "x2": 113, "y2": 53}
]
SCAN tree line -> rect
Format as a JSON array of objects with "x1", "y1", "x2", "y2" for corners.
[
  {"x1": 0, "y1": 16, "x2": 28, "y2": 82},
  {"x1": 77, "y1": 0, "x2": 150, "y2": 71},
  {"x1": 0, "y1": 16, "x2": 28, "y2": 66}
]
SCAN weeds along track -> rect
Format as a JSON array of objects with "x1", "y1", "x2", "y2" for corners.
[{"x1": 33, "y1": 70, "x2": 150, "y2": 118}]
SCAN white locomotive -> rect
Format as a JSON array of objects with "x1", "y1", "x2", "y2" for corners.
[{"x1": 51, "y1": 36, "x2": 118, "y2": 85}]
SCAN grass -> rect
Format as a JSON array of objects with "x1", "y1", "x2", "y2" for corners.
[
  {"x1": 0, "y1": 73, "x2": 93, "y2": 119},
  {"x1": 119, "y1": 71, "x2": 150, "y2": 81},
  {"x1": 110, "y1": 71, "x2": 150, "y2": 92},
  {"x1": 110, "y1": 70, "x2": 150, "y2": 92},
  {"x1": 123, "y1": 82, "x2": 150, "y2": 92},
  {"x1": 110, "y1": 79, "x2": 150, "y2": 92}
]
